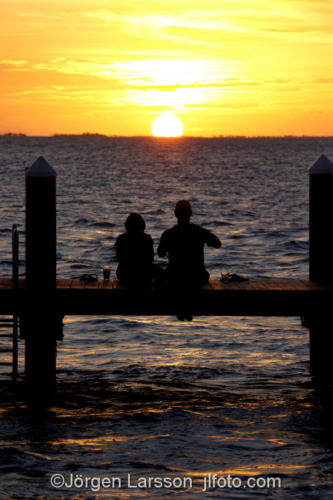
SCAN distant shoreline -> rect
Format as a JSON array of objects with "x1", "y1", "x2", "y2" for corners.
[{"x1": 1, "y1": 133, "x2": 333, "y2": 139}]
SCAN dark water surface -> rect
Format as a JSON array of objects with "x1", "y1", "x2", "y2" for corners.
[{"x1": 1, "y1": 137, "x2": 333, "y2": 499}]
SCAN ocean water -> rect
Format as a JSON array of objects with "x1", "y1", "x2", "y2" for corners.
[{"x1": 1, "y1": 136, "x2": 333, "y2": 499}]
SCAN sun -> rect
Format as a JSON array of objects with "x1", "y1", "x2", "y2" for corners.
[{"x1": 151, "y1": 114, "x2": 184, "y2": 137}]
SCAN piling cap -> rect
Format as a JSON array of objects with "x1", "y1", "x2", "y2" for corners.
[
  {"x1": 309, "y1": 154, "x2": 333, "y2": 175},
  {"x1": 26, "y1": 156, "x2": 57, "y2": 177}
]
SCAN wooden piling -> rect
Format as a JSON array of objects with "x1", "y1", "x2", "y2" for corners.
[
  {"x1": 309, "y1": 154, "x2": 333, "y2": 282},
  {"x1": 309, "y1": 154, "x2": 333, "y2": 373},
  {"x1": 12, "y1": 225, "x2": 18, "y2": 382},
  {"x1": 24, "y1": 157, "x2": 59, "y2": 392},
  {"x1": 26, "y1": 157, "x2": 57, "y2": 289}
]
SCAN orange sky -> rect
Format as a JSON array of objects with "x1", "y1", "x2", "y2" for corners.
[{"x1": 1, "y1": 0, "x2": 333, "y2": 136}]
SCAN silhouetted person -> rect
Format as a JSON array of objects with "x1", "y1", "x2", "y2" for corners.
[
  {"x1": 115, "y1": 213, "x2": 164, "y2": 285},
  {"x1": 158, "y1": 200, "x2": 221, "y2": 287}
]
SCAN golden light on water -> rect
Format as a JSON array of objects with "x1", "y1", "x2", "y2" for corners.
[{"x1": 151, "y1": 114, "x2": 184, "y2": 137}]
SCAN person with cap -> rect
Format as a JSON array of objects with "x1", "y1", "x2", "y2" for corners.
[{"x1": 158, "y1": 200, "x2": 221, "y2": 288}]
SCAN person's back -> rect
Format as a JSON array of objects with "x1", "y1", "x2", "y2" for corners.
[
  {"x1": 115, "y1": 213, "x2": 154, "y2": 285},
  {"x1": 158, "y1": 200, "x2": 221, "y2": 286}
]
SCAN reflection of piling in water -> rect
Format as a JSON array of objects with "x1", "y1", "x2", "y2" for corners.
[{"x1": 309, "y1": 154, "x2": 333, "y2": 373}]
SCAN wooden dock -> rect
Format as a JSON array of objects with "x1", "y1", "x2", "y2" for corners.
[
  {"x1": 2, "y1": 153, "x2": 333, "y2": 387},
  {"x1": 1, "y1": 278, "x2": 332, "y2": 317}
]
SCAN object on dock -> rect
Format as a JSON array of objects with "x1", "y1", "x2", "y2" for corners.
[{"x1": 220, "y1": 273, "x2": 248, "y2": 283}]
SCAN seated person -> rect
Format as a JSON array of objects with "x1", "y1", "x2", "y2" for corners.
[
  {"x1": 157, "y1": 200, "x2": 221, "y2": 287},
  {"x1": 115, "y1": 212, "x2": 163, "y2": 285}
]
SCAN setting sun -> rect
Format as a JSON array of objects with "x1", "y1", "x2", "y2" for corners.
[{"x1": 151, "y1": 114, "x2": 184, "y2": 137}]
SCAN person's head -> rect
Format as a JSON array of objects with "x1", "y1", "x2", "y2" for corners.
[
  {"x1": 125, "y1": 213, "x2": 146, "y2": 233},
  {"x1": 174, "y1": 200, "x2": 192, "y2": 223}
]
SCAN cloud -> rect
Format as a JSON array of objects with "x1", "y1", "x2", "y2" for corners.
[
  {"x1": 260, "y1": 28, "x2": 315, "y2": 33},
  {"x1": 15, "y1": 11, "x2": 56, "y2": 19},
  {"x1": 0, "y1": 60, "x2": 27, "y2": 70},
  {"x1": 4, "y1": 86, "x2": 123, "y2": 109},
  {"x1": 313, "y1": 78, "x2": 333, "y2": 84},
  {"x1": 2, "y1": 57, "x2": 239, "y2": 89}
]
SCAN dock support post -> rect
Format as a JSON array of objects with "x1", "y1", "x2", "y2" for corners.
[
  {"x1": 309, "y1": 154, "x2": 333, "y2": 373},
  {"x1": 24, "y1": 157, "x2": 58, "y2": 393},
  {"x1": 12, "y1": 224, "x2": 19, "y2": 383}
]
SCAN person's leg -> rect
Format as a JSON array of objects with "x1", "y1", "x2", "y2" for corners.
[{"x1": 168, "y1": 278, "x2": 193, "y2": 322}]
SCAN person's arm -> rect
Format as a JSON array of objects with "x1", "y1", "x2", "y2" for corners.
[
  {"x1": 157, "y1": 231, "x2": 168, "y2": 258},
  {"x1": 205, "y1": 229, "x2": 222, "y2": 249},
  {"x1": 115, "y1": 234, "x2": 126, "y2": 262},
  {"x1": 148, "y1": 235, "x2": 154, "y2": 261},
  {"x1": 114, "y1": 238, "x2": 121, "y2": 262}
]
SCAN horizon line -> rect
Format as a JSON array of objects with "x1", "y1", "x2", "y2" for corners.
[{"x1": 2, "y1": 133, "x2": 333, "y2": 139}]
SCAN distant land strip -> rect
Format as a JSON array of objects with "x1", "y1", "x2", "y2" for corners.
[{"x1": 1, "y1": 133, "x2": 333, "y2": 139}]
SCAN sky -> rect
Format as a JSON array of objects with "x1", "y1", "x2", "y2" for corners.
[{"x1": 1, "y1": 0, "x2": 333, "y2": 137}]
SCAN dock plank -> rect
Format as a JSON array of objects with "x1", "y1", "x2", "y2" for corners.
[
  {"x1": 84, "y1": 280, "x2": 100, "y2": 289},
  {"x1": 276, "y1": 279, "x2": 313, "y2": 291},
  {"x1": 234, "y1": 281, "x2": 255, "y2": 290},
  {"x1": 300, "y1": 280, "x2": 328, "y2": 291},
  {"x1": 99, "y1": 279, "x2": 113, "y2": 289},
  {"x1": 309, "y1": 281, "x2": 333, "y2": 291},
  {"x1": 112, "y1": 280, "x2": 154, "y2": 290},
  {"x1": 0, "y1": 279, "x2": 13, "y2": 289},
  {"x1": 57, "y1": 279, "x2": 73, "y2": 289},
  {"x1": 209, "y1": 280, "x2": 226, "y2": 290},
  {"x1": 262, "y1": 279, "x2": 283, "y2": 290},
  {"x1": 222, "y1": 282, "x2": 240, "y2": 290},
  {"x1": 112, "y1": 279, "x2": 126, "y2": 290},
  {"x1": 71, "y1": 279, "x2": 85, "y2": 289},
  {"x1": 18, "y1": 279, "x2": 26, "y2": 289},
  {"x1": 247, "y1": 280, "x2": 270, "y2": 291},
  {"x1": 1, "y1": 277, "x2": 333, "y2": 316},
  {"x1": 293, "y1": 280, "x2": 317, "y2": 291},
  {"x1": 0, "y1": 276, "x2": 332, "y2": 292},
  {"x1": 195, "y1": 282, "x2": 212, "y2": 290},
  {"x1": 274, "y1": 279, "x2": 296, "y2": 290},
  {"x1": 292, "y1": 279, "x2": 312, "y2": 290}
]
